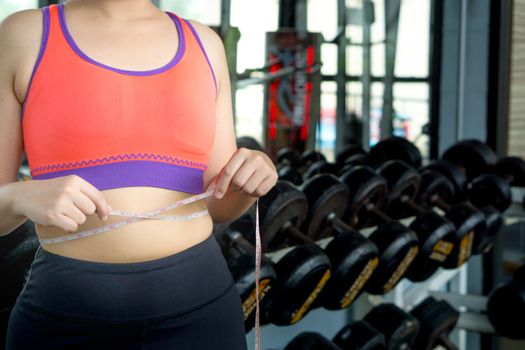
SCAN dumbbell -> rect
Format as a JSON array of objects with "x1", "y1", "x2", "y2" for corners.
[
  {"x1": 492, "y1": 156, "x2": 525, "y2": 186},
  {"x1": 236, "y1": 135, "x2": 264, "y2": 152},
  {"x1": 469, "y1": 171, "x2": 514, "y2": 213},
  {"x1": 410, "y1": 297, "x2": 460, "y2": 350},
  {"x1": 422, "y1": 160, "x2": 505, "y2": 253},
  {"x1": 363, "y1": 303, "x2": 420, "y2": 350},
  {"x1": 333, "y1": 320, "x2": 386, "y2": 350},
  {"x1": 307, "y1": 144, "x2": 373, "y2": 180},
  {"x1": 0, "y1": 220, "x2": 39, "y2": 344},
  {"x1": 368, "y1": 136, "x2": 423, "y2": 169},
  {"x1": 368, "y1": 138, "x2": 512, "y2": 212},
  {"x1": 285, "y1": 332, "x2": 343, "y2": 350},
  {"x1": 276, "y1": 148, "x2": 339, "y2": 185},
  {"x1": 218, "y1": 220, "x2": 278, "y2": 332},
  {"x1": 220, "y1": 213, "x2": 331, "y2": 326},
  {"x1": 356, "y1": 139, "x2": 504, "y2": 254},
  {"x1": 335, "y1": 165, "x2": 448, "y2": 284},
  {"x1": 380, "y1": 160, "x2": 487, "y2": 269},
  {"x1": 258, "y1": 180, "x2": 379, "y2": 311},
  {"x1": 335, "y1": 144, "x2": 367, "y2": 168},
  {"x1": 298, "y1": 173, "x2": 419, "y2": 295},
  {"x1": 439, "y1": 141, "x2": 514, "y2": 212},
  {"x1": 276, "y1": 148, "x2": 326, "y2": 172},
  {"x1": 370, "y1": 138, "x2": 495, "y2": 180},
  {"x1": 487, "y1": 264, "x2": 525, "y2": 339},
  {"x1": 275, "y1": 148, "x2": 303, "y2": 185},
  {"x1": 441, "y1": 139, "x2": 498, "y2": 180}
]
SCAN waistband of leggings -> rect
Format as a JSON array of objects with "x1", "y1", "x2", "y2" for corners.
[{"x1": 35, "y1": 232, "x2": 217, "y2": 273}]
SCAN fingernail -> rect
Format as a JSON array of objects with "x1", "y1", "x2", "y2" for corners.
[{"x1": 216, "y1": 191, "x2": 223, "y2": 199}]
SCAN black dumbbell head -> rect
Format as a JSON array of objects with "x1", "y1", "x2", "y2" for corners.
[
  {"x1": 339, "y1": 166, "x2": 388, "y2": 228},
  {"x1": 365, "y1": 221, "x2": 419, "y2": 294},
  {"x1": 220, "y1": 214, "x2": 280, "y2": 329},
  {"x1": 411, "y1": 297, "x2": 459, "y2": 350},
  {"x1": 301, "y1": 150, "x2": 327, "y2": 169},
  {"x1": 236, "y1": 136, "x2": 264, "y2": 151},
  {"x1": 493, "y1": 156, "x2": 525, "y2": 186},
  {"x1": 276, "y1": 147, "x2": 302, "y2": 169},
  {"x1": 369, "y1": 136, "x2": 422, "y2": 168},
  {"x1": 475, "y1": 205, "x2": 503, "y2": 254},
  {"x1": 277, "y1": 164, "x2": 303, "y2": 185},
  {"x1": 364, "y1": 303, "x2": 420, "y2": 350},
  {"x1": 337, "y1": 153, "x2": 370, "y2": 176},
  {"x1": 406, "y1": 211, "x2": 456, "y2": 282},
  {"x1": 333, "y1": 320, "x2": 386, "y2": 350},
  {"x1": 258, "y1": 180, "x2": 309, "y2": 251},
  {"x1": 424, "y1": 160, "x2": 468, "y2": 203},
  {"x1": 268, "y1": 244, "x2": 332, "y2": 325},
  {"x1": 285, "y1": 332, "x2": 342, "y2": 350},
  {"x1": 441, "y1": 139, "x2": 498, "y2": 180},
  {"x1": 303, "y1": 160, "x2": 338, "y2": 180},
  {"x1": 223, "y1": 246, "x2": 277, "y2": 332},
  {"x1": 469, "y1": 174, "x2": 512, "y2": 212},
  {"x1": 378, "y1": 160, "x2": 422, "y2": 219},
  {"x1": 336, "y1": 144, "x2": 366, "y2": 168},
  {"x1": 442, "y1": 202, "x2": 486, "y2": 268},
  {"x1": 487, "y1": 280, "x2": 525, "y2": 340},
  {"x1": 415, "y1": 169, "x2": 456, "y2": 210},
  {"x1": 319, "y1": 231, "x2": 379, "y2": 310},
  {"x1": 300, "y1": 174, "x2": 350, "y2": 240}
]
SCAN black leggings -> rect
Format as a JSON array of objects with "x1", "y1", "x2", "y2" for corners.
[{"x1": 6, "y1": 234, "x2": 248, "y2": 350}]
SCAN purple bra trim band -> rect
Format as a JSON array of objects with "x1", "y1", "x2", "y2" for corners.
[
  {"x1": 31, "y1": 152, "x2": 207, "y2": 175},
  {"x1": 57, "y1": 3, "x2": 186, "y2": 76},
  {"x1": 21, "y1": 6, "x2": 50, "y2": 120},
  {"x1": 32, "y1": 160, "x2": 205, "y2": 194},
  {"x1": 183, "y1": 19, "x2": 218, "y2": 97}
]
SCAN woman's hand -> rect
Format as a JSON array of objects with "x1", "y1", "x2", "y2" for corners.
[
  {"x1": 11, "y1": 175, "x2": 112, "y2": 233},
  {"x1": 211, "y1": 148, "x2": 278, "y2": 199}
]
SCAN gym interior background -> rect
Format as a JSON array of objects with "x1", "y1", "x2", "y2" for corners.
[{"x1": 1, "y1": 0, "x2": 525, "y2": 349}]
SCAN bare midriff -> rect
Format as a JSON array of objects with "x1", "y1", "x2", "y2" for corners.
[{"x1": 38, "y1": 187, "x2": 214, "y2": 263}]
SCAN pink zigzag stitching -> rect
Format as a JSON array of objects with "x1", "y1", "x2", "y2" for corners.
[{"x1": 32, "y1": 153, "x2": 207, "y2": 175}]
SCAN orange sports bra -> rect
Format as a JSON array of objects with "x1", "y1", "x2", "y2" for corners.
[{"x1": 22, "y1": 4, "x2": 217, "y2": 194}]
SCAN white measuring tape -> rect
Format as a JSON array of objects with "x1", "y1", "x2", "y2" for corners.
[{"x1": 39, "y1": 189, "x2": 262, "y2": 350}]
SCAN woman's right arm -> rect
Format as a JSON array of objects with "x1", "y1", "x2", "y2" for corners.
[
  {"x1": 0, "y1": 10, "x2": 40, "y2": 236},
  {"x1": 0, "y1": 10, "x2": 111, "y2": 237}
]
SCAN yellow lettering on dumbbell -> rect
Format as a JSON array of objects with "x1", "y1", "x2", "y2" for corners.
[
  {"x1": 242, "y1": 279, "x2": 272, "y2": 320},
  {"x1": 340, "y1": 257, "x2": 379, "y2": 308},
  {"x1": 429, "y1": 240, "x2": 454, "y2": 262},
  {"x1": 458, "y1": 231, "x2": 474, "y2": 266},
  {"x1": 383, "y1": 246, "x2": 419, "y2": 293},
  {"x1": 291, "y1": 269, "x2": 331, "y2": 324}
]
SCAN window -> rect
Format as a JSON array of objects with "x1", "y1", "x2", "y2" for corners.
[
  {"x1": 159, "y1": 0, "x2": 221, "y2": 25},
  {"x1": 231, "y1": 0, "x2": 280, "y2": 142},
  {"x1": 396, "y1": 0, "x2": 430, "y2": 77},
  {"x1": 310, "y1": 0, "x2": 432, "y2": 157}
]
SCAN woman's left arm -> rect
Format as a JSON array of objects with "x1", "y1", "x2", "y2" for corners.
[{"x1": 191, "y1": 21, "x2": 278, "y2": 223}]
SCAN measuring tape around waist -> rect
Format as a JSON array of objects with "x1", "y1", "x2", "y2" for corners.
[{"x1": 38, "y1": 190, "x2": 262, "y2": 350}]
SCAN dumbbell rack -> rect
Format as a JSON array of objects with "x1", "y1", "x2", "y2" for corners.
[
  {"x1": 349, "y1": 188, "x2": 525, "y2": 349},
  {"x1": 245, "y1": 188, "x2": 525, "y2": 350}
]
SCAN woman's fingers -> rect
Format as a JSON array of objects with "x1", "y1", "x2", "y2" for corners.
[
  {"x1": 252, "y1": 174, "x2": 278, "y2": 197},
  {"x1": 214, "y1": 149, "x2": 248, "y2": 198},
  {"x1": 214, "y1": 148, "x2": 277, "y2": 199}
]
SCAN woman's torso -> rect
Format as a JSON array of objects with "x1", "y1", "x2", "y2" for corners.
[{"x1": 13, "y1": 3, "x2": 216, "y2": 263}]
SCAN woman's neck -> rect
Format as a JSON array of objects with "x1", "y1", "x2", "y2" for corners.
[{"x1": 63, "y1": 0, "x2": 160, "y2": 20}]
